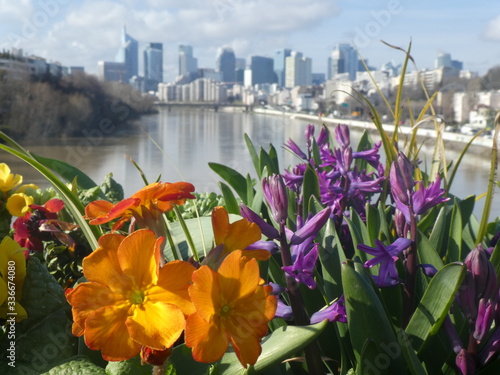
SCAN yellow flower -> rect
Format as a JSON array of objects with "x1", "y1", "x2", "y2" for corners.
[
  {"x1": 66, "y1": 229, "x2": 196, "y2": 361},
  {"x1": 185, "y1": 250, "x2": 277, "y2": 367},
  {"x1": 0, "y1": 237, "x2": 27, "y2": 322},
  {"x1": 6, "y1": 193, "x2": 34, "y2": 217},
  {"x1": 0, "y1": 163, "x2": 22, "y2": 193}
]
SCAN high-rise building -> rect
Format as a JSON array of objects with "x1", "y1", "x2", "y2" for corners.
[
  {"x1": 115, "y1": 26, "x2": 138, "y2": 82},
  {"x1": 250, "y1": 56, "x2": 276, "y2": 85},
  {"x1": 274, "y1": 49, "x2": 291, "y2": 87},
  {"x1": 178, "y1": 45, "x2": 198, "y2": 78},
  {"x1": 144, "y1": 42, "x2": 163, "y2": 92},
  {"x1": 328, "y1": 43, "x2": 358, "y2": 81},
  {"x1": 285, "y1": 51, "x2": 312, "y2": 88},
  {"x1": 97, "y1": 61, "x2": 126, "y2": 83},
  {"x1": 216, "y1": 47, "x2": 236, "y2": 84}
]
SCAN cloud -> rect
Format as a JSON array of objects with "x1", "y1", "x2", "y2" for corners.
[{"x1": 483, "y1": 14, "x2": 500, "y2": 41}]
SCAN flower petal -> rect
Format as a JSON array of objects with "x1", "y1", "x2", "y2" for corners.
[
  {"x1": 185, "y1": 312, "x2": 228, "y2": 364},
  {"x1": 218, "y1": 251, "x2": 260, "y2": 302},
  {"x1": 127, "y1": 301, "x2": 186, "y2": 350},
  {"x1": 189, "y1": 264, "x2": 220, "y2": 322},
  {"x1": 151, "y1": 260, "x2": 196, "y2": 316},
  {"x1": 84, "y1": 304, "x2": 140, "y2": 361},
  {"x1": 117, "y1": 229, "x2": 162, "y2": 287}
]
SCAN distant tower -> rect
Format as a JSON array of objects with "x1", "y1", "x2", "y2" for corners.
[
  {"x1": 250, "y1": 56, "x2": 276, "y2": 85},
  {"x1": 116, "y1": 25, "x2": 138, "y2": 82},
  {"x1": 178, "y1": 45, "x2": 198, "y2": 78},
  {"x1": 144, "y1": 42, "x2": 163, "y2": 92},
  {"x1": 285, "y1": 51, "x2": 312, "y2": 88},
  {"x1": 274, "y1": 49, "x2": 291, "y2": 88},
  {"x1": 328, "y1": 43, "x2": 357, "y2": 81},
  {"x1": 216, "y1": 47, "x2": 236, "y2": 83}
]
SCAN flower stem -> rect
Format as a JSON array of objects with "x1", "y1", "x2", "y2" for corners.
[{"x1": 403, "y1": 205, "x2": 417, "y2": 327}]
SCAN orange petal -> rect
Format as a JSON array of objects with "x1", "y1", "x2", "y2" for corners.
[
  {"x1": 83, "y1": 233, "x2": 129, "y2": 292},
  {"x1": 152, "y1": 260, "x2": 196, "y2": 316},
  {"x1": 218, "y1": 251, "x2": 260, "y2": 302},
  {"x1": 84, "y1": 303, "x2": 140, "y2": 362},
  {"x1": 189, "y1": 265, "x2": 221, "y2": 323},
  {"x1": 126, "y1": 301, "x2": 185, "y2": 350},
  {"x1": 185, "y1": 312, "x2": 228, "y2": 364},
  {"x1": 117, "y1": 230, "x2": 162, "y2": 287},
  {"x1": 44, "y1": 198, "x2": 64, "y2": 213},
  {"x1": 241, "y1": 249, "x2": 272, "y2": 261},
  {"x1": 212, "y1": 206, "x2": 230, "y2": 246},
  {"x1": 66, "y1": 282, "x2": 125, "y2": 337},
  {"x1": 85, "y1": 200, "x2": 114, "y2": 221},
  {"x1": 227, "y1": 323, "x2": 263, "y2": 368},
  {"x1": 223, "y1": 220, "x2": 262, "y2": 253}
]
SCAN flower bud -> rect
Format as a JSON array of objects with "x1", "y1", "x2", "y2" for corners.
[
  {"x1": 456, "y1": 349, "x2": 476, "y2": 375},
  {"x1": 335, "y1": 124, "x2": 350, "y2": 148},
  {"x1": 465, "y1": 244, "x2": 498, "y2": 302},
  {"x1": 474, "y1": 298, "x2": 495, "y2": 342},
  {"x1": 262, "y1": 174, "x2": 288, "y2": 224},
  {"x1": 140, "y1": 346, "x2": 172, "y2": 366}
]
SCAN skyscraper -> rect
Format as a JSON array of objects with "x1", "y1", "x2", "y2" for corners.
[
  {"x1": 144, "y1": 42, "x2": 163, "y2": 92},
  {"x1": 178, "y1": 45, "x2": 198, "y2": 78},
  {"x1": 274, "y1": 49, "x2": 291, "y2": 88},
  {"x1": 328, "y1": 43, "x2": 358, "y2": 81},
  {"x1": 116, "y1": 26, "x2": 138, "y2": 82},
  {"x1": 216, "y1": 47, "x2": 236, "y2": 84},
  {"x1": 285, "y1": 51, "x2": 312, "y2": 88},
  {"x1": 250, "y1": 56, "x2": 276, "y2": 85}
]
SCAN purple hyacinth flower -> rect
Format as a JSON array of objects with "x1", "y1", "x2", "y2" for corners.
[
  {"x1": 353, "y1": 141, "x2": 382, "y2": 169},
  {"x1": 358, "y1": 238, "x2": 412, "y2": 287},
  {"x1": 263, "y1": 174, "x2": 289, "y2": 224},
  {"x1": 245, "y1": 240, "x2": 279, "y2": 254},
  {"x1": 282, "y1": 243, "x2": 319, "y2": 289},
  {"x1": 290, "y1": 207, "x2": 331, "y2": 245},
  {"x1": 316, "y1": 126, "x2": 330, "y2": 147},
  {"x1": 417, "y1": 263, "x2": 438, "y2": 277},
  {"x1": 335, "y1": 124, "x2": 350, "y2": 148},
  {"x1": 305, "y1": 124, "x2": 315, "y2": 149},
  {"x1": 478, "y1": 326, "x2": 500, "y2": 366},
  {"x1": 474, "y1": 298, "x2": 495, "y2": 342},
  {"x1": 285, "y1": 138, "x2": 307, "y2": 160},
  {"x1": 240, "y1": 203, "x2": 280, "y2": 240},
  {"x1": 275, "y1": 299, "x2": 294, "y2": 320},
  {"x1": 310, "y1": 295, "x2": 347, "y2": 324},
  {"x1": 456, "y1": 349, "x2": 476, "y2": 375},
  {"x1": 412, "y1": 175, "x2": 450, "y2": 215}
]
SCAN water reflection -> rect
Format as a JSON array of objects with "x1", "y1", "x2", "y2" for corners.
[{"x1": 2, "y1": 108, "x2": 497, "y2": 219}]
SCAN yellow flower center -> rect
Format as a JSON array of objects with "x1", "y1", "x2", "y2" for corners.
[
  {"x1": 129, "y1": 290, "x2": 146, "y2": 305},
  {"x1": 220, "y1": 304, "x2": 232, "y2": 317}
]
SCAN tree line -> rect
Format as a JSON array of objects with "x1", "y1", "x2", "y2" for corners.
[{"x1": 0, "y1": 70, "x2": 156, "y2": 140}]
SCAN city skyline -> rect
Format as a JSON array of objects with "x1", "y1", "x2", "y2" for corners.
[{"x1": 1, "y1": 1, "x2": 499, "y2": 83}]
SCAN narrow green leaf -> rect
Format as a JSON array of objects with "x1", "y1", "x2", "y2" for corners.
[
  {"x1": 218, "y1": 182, "x2": 240, "y2": 215},
  {"x1": 301, "y1": 165, "x2": 320, "y2": 218},
  {"x1": 222, "y1": 321, "x2": 328, "y2": 374},
  {"x1": 267, "y1": 143, "x2": 280, "y2": 175},
  {"x1": 446, "y1": 203, "x2": 462, "y2": 262},
  {"x1": 428, "y1": 207, "x2": 447, "y2": 254},
  {"x1": 405, "y1": 263, "x2": 466, "y2": 353},
  {"x1": 342, "y1": 262, "x2": 406, "y2": 373},
  {"x1": 209, "y1": 162, "x2": 248, "y2": 204},
  {"x1": 397, "y1": 330, "x2": 428, "y2": 375},
  {"x1": 244, "y1": 133, "x2": 261, "y2": 179},
  {"x1": 30, "y1": 153, "x2": 100, "y2": 190}
]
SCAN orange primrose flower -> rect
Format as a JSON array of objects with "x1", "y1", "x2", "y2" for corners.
[
  {"x1": 85, "y1": 181, "x2": 195, "y2": 230},
  {"x1": 211, "y1": 206, "x2": 271, "y2": 261},
  {"x1": 66, "y1": 229, "x2": 196, "y2": 361},
  {"x1": 185, "y1": 250, "x2": 277, "y2": 367}
]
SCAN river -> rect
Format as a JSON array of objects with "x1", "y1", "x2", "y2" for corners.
[{"x1": 1, "y1": 107, "x2": 498, "y2": 220}]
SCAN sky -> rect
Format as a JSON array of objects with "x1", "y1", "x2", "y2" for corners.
[{"x1": 1, "y1": 0, "x2": 500, "y2": 83}]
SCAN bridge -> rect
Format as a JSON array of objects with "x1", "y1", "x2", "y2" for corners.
[{"x1": 154, "y1": 102, "x2": 253, "y2": 112}]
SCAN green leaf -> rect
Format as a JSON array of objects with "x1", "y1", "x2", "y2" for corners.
[
  {"x1": 105, "y1": 355, "x2": 152, "y2": 375},
  {"x1": 446, "y1": 203, "x2": 462, "y2": 262},
  {"x1": 244, "y1": 133, "x2": 261, "y2": 179},
  {"x1": 166, "y1": 216, "x2": 213, "y2": 261},
  {"x1": 100, "y1": 173, "x2": 124, "y2": 203},
  {"x1": 209, "y1": 162, "x2": 248, "y2": 204},
  {"x1": 341, "y1": 261, "x2": 406, "y2": 373},
  {"x1": 0, "y1": 257, "x2": 78, "y2": 374},
  {"x1": 30, "y1": 153, "x2": 99, "y2": 190},
  {"x1": 41, "y1": 355, "x2": 106, "y2": 375},
  {"x1": 397, "y1": 330, "x2": 428, "y2": 375},
  {"x1": 220, "y1": 321, "x2": 328, "y2": 374},
  {"x1": 218, "y1": 182, "x2": 240, "y2": 215},
  {"x1": 428, "y1": 207, "x2": 447, "y2": 255},
  {"x1": 301, "y1": 166, "x2": 320, "y2": 218},
  {"x1": 405, "y1": 263, "x2": 466, "y2": 353}
]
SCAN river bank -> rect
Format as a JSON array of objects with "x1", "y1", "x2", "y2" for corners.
[{"x1": 253, "y1": 108, "x2": 495, "y2": 157}]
